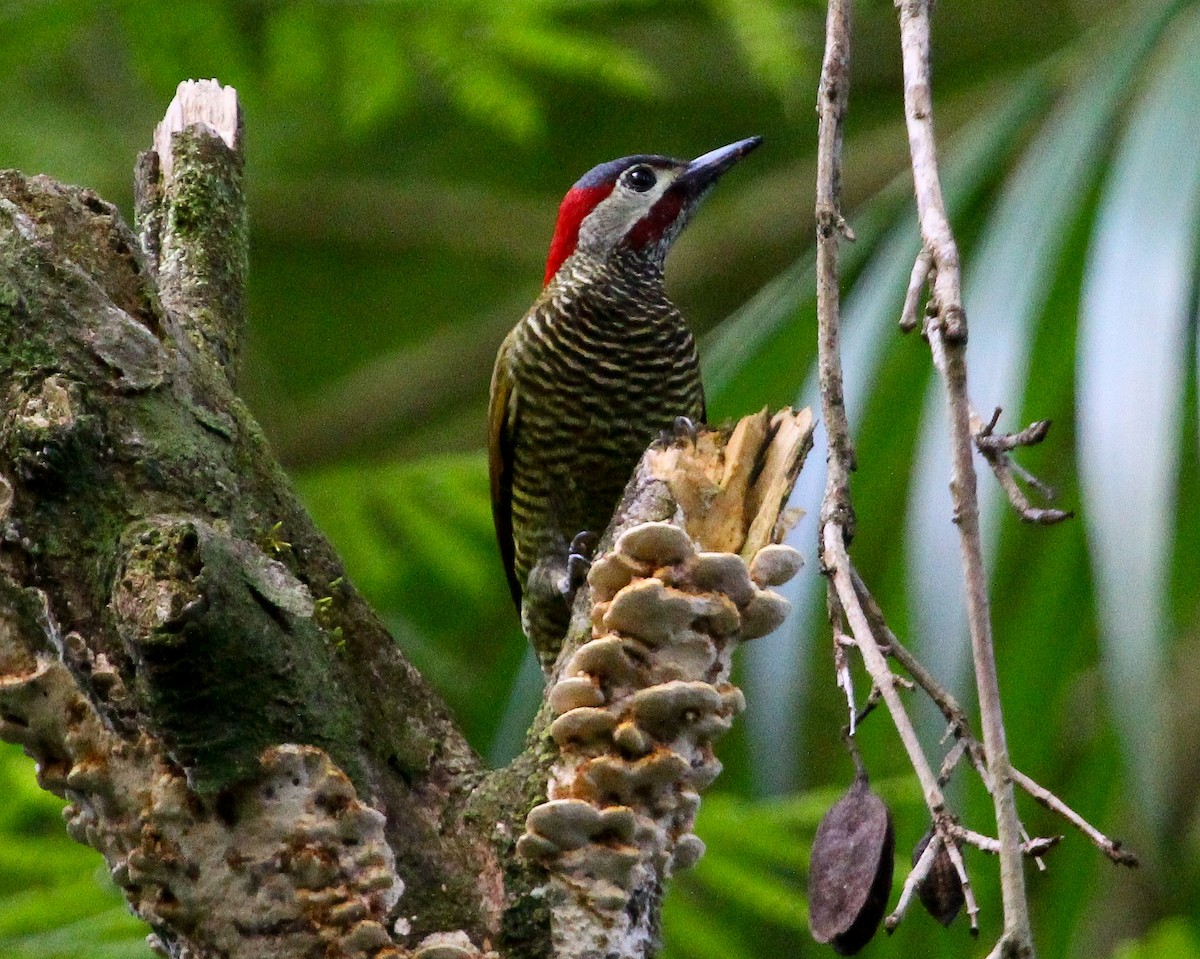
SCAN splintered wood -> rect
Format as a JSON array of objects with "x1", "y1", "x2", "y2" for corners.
[
  {"x1": 647, "y1": 407, "x2": 813, "y2": 557},
  {"x1": 153, "y1": 79, "x2": 241, "y2": 181}
]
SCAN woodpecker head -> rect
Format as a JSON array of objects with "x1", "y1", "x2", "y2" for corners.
[{"x1": 542, "y1": 136, "x2": 762, "y2": 286}]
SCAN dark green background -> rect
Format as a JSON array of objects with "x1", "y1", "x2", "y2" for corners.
[{"x1": 1, "y1": 2, "x2": 1197, "y2": 957}]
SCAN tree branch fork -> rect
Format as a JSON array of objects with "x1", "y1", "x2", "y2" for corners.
[{"x1": 0, "y1": 81, "x2": 816, "y2": 959}]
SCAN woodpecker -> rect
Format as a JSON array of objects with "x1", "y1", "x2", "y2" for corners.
[{"x1": 489, "y1": 136, "x2": 762, "y2": 669}]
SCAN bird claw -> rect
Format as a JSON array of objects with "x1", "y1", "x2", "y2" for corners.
[
  {"x1": 674, "y1": 415, "x2": 699, "y2": 439},
  {"x1": 564, "y1": 530, "x2": 598, "y2": 592},
  {"x1": 659, "y1": 415, "x2": 701, "y2": 447}
]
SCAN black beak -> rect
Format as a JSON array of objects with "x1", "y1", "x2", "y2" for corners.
[{"x1": 676, "y1": 136, "x2": 762, "y2": 195}]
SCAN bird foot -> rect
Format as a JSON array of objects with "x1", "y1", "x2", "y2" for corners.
[
  {"x1": 560, "y1": 530, "x2": 598, "y2": 595},
  {"x1": 660, "y1": 415, "x2": 701, "y2": 447}
]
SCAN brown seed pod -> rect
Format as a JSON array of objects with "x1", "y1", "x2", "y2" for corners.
[
  {"x1": 807, "y1": 772, "x2": 896, "y2": 955},
  {"x1": 913, "y1": 828, "x2": 965, "y2": 927}
]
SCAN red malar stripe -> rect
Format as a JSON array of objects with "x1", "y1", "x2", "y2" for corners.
[{"x1": 623, "y1": 191, "x2": 683, "y2": 249}]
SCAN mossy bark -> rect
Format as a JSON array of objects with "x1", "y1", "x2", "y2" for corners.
[{"x1": 0, "y1": 155, "x2": 505, "y2": 952}]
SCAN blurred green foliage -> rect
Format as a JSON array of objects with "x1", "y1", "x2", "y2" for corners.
[
  {"x1": 0, "y1": 746, "x2": 146, "y2": 958},
  {"x1": 1111, "y1": 918, "x2": 1200, "y2": 959},
  {"x1": 1, "y1": 1, "x2": 1198, "y2": 958}
]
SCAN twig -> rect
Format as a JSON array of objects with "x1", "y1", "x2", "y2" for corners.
[
  {"x1": 814, "y1": 0, "x2": 1128, "y2": 949},
  {"x1": 942, "y1": 823, "x2": 981, "y2": 935},
  {"x1": 895, "y1": 0, "x2": 1034, "y2": 949},
  {"x1": 1020, "y1": 825, "x2": 1048, "y2": 872},
  {"x1": 886, "y1": 829, "x2": 941, "y2": 931},
  {"x1": 851, "y1": 568, "x2": 1137, "y2": 867},
  {"x1": 812, "y1": 0, "x2": 947, "y2": 826},
  {"x1": 824, "y1": 526, "x2": 979, "y2": 931},
  {"x1": 834, "y1": 630, "x2": 858, "y2": 732},
  {"x1": 1008, "y1": 457, "x2": 1055, "y2": 500},
  {"x1": 948, "y1": 822, "x2": 1061, "y2": 858},
  {"x1": 975, "y1": 408, "x2": 1045, "y2": 451},
  {"x1": 1011, "y1": 768, "x2": 1139, "y2": 867},
  {"x1": 850, "y1": 567, "x2": 972, "y2": 734},
  {"x1": 815, "y1": 0, "x2": 857, "y2": 536},
  {"x1": 938, "y1": 737, "x2": 968, "y2": 785},
  {"x1": 975, "y1": 408, "x2": 1073, "y2": 524},
  {"x1": 815, "y1": 0, "x2": 984, "y2": 938},
  {"x1": 824, "y1": 544, "x2": 941, "y2": 812},
  {"x1": 852, "y1": 684, "x2": 882, "y2": 729},
  {"x1": 810, "y1": 2, "x2": 1133, "y2": 947}
]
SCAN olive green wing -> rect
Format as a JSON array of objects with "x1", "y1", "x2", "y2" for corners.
[{"x1": 488, "y1": 332, "x2": 524, "y2": 610}]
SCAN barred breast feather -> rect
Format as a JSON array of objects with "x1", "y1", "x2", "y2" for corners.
[{"x1": 488, "y1": 251, "x2": 705, "y2": 661}]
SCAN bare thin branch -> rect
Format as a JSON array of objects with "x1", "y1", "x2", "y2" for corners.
[
  {"x1": 815, "y1": 0, "x2": 857, "y2": 535},
  {"x1": 814, "y1": 0, "x2": 1130, "y2": 950},
  {"x1": 816, "y1": 0, "x2": 985, "y2": 941},
  {"x1": 850, "y1": 568, "x2": 1137, "y2": 867},
  {"x1": 896, "y1": 0, "x2": 1033, "y2": 948},
  {"x1": 938, "y1": 737, "x2": 969, "y2": 785},
  {"x1": 810, "y1": 2, "x2": 1131, "y2": 948},
  {"x1": 823, "y1": 526, "x2": 953, "y2": 855},
  {"x1": 1011, "y1": 768, "x2": 1140, "y2": 867},
  {"x1": 975, "y1": 410, "x2": 1050, "y2": 451},
  {"x1": 975, "y1": 410, "x2": 1074, "y2": 524},
  {"x1": 948, "y1": 823, "x2": 1062, "y2": 858},
  {"x1": 886, "y1": 830, "x2": 941, "y2": 931},
  {"x1": 814, "y1": 8, "x2": 990, "y2": 936},
  {"x1": 944, "y1": 834, "x2": 981, "y2": 936},
  {"x1": 884, "y1": 825, "x2": 978, "y2": 934}
]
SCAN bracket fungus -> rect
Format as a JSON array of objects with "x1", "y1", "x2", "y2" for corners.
[
  {"x1": 520, "y1": 517, "x2": 805, "y2": 911},
  {"x1": 412, "y1": 930, "x2": 498, "y2": 959},
  {"x1": 749, "y1": 542, "x2": 805, "y2": 587},
  {"x1": 0, "y1": 637, "x2": 404, "y2": 959},
  {"x1": 517, "y1": 409, "x2": 814, "y2": 957}
]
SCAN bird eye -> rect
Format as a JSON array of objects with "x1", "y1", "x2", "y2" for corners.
[{"x1": 624, "y1": 165, "x2": 657, "y2": 192}]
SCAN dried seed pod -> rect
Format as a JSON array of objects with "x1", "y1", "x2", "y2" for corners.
[
  {"x1": 808, "y1": 772, "x2": 895, "y2": 955},
  {"x1": 913, "y1": 828, "x2": 964, "y2": 927}
]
